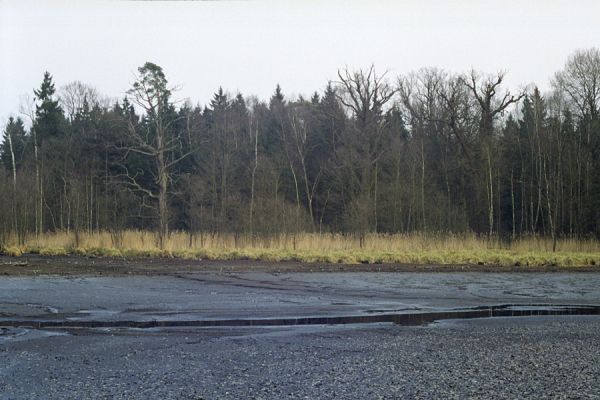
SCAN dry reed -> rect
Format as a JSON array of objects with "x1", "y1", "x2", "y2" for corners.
[{"x1": 2, "y1": 230, "x2": 600, "y2": 267}]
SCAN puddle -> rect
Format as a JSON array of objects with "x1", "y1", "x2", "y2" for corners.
[
  {"x1": 0, "y1": 327, "x2": 68, "y2": 343},
  {"x1": 0, "y1": 303, "x2": 60, "y2": 317},
  {"x1": 73, "y1": 309, "x2": 120, "y2": 316},
  {"x1": 0, "y1": 304, "x2": 599, "y2": 329}
]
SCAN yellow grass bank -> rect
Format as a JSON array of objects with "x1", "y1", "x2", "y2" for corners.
[{"x1": 2, "y1": 231, "x2": 600, "y2": 267}]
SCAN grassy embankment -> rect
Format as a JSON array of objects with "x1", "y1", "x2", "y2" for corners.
[{"x1": 2, "y1": 231, "x2": 600, "y2": 267}]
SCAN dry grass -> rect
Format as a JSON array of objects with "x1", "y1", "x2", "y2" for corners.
[{"x1": 2, "y1": 230, "x2": 600, "y2": 267}]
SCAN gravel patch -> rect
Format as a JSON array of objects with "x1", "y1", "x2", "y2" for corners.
[{"x1": 1, "y1": 316, "x2": 599, "y2": 399}]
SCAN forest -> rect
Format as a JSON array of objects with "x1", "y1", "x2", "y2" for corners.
[{"x1": 1, "y1": 48, "x2": 600, "y2": 252}]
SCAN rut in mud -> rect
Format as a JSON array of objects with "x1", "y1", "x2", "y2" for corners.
[{"x1": 1, "y1": 304, "x2": 599, "y2": 330}]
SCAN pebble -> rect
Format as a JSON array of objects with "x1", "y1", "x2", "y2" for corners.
[{"x1": 0, "y1": 317, "x2": 599, "y2": 398}]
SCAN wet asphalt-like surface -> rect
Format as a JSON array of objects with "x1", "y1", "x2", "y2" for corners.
[{"x1": 1, "y1": 271, "x2": 600, "y2": 398}]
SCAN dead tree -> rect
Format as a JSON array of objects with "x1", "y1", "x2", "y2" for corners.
[
  {"x1": 463, "y1": 71, "x2": 524, "y2": 237},
  {"x1": 335, "y1": 65, "x2": 396, "y2": 242},
  {"x1": 119, "y1": 62, "x2": 190, "y2": 249}
]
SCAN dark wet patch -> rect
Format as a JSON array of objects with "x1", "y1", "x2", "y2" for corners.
[
  {"x1": 0, "y1": 304, "x2": 599, "y2": 330},
  {"x1": 3, "y1": 254, "x2": 600, "y2": 277}
]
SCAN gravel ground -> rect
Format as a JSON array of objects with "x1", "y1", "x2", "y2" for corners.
[{"x1": 1, "y1": 316, "x2": 600, "y2": 399}]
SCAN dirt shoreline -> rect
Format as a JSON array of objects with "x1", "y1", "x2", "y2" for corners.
[{"x1": 0, "y1": 254, "x2": 599, "y2": 276}]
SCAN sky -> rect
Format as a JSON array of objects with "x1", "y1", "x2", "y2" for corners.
[{"x1": 1, "y1": 0, "x2": 600, "y2": 125}]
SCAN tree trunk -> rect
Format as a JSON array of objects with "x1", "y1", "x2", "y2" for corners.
[
  {"x1": 6, "y1": 128, "x2": 18, "y2": 235},
  {"x1": 249, "y1": 119, "x2": 258, "y2": 237},
  {"x1": 157, "y1": 124, "x2": 168, "y2": 250},
  {"x1": 373, "y1": 161, "x2": 378, "y2": 232},
  {"x1": 33, "y1": 126, "x2": 42, "y2": 237},
  {"x1": 420, "y1": 138, "x2": 426, "y2": 231},
  {"x1": 487, "y1": 147, "x2": 494, "y2": 238},
  {"x1": 511, "y1": 169, "x2": 516, "y2": 239}
]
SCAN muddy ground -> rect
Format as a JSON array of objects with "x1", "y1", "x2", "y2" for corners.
[
  {"x1": 1, "y1": 255, "x2": 600, "y2": 399},
  {"x1": 1, "y1": 254, "x2": 597, "y2": 276}
]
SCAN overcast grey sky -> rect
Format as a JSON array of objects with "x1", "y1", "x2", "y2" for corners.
[{"x1": 1, "y1": 0, "x2": 599, "y2": 124}]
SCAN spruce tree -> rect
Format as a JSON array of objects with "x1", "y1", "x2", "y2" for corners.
[
  {"x1": 34, "y1": 71, "x2": 64, "y2": 140},
  {"x1": 1, "y1": 117, "x2": 27, "y2": 171}
]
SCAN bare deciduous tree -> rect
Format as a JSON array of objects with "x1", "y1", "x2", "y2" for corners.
[
  {"x1": 335, "y1": 65, "x2": 396, "y2": 242},
  {"x1": 59, "y1": 81, "x2": 100, "y2": 121},
  {"x1": 118, "y1": 62, "x2": 190, "y2": 248},
  {"x1": 463, "y1": 71, "x2": 524, "y2": 236},
  {"x1": 553, "y1": 48, "x2": 600, "y2": 121}
]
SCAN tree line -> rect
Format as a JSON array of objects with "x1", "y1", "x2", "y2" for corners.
[{"x1": 2, "y1": 49, "x2": 600, "y2": 248}]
